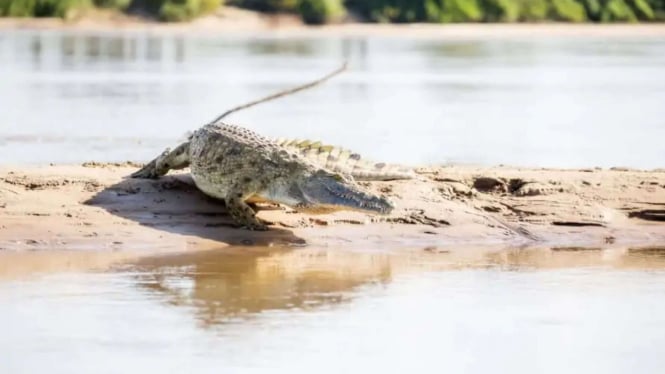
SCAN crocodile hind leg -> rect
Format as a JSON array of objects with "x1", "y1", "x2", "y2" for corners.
[
  {"x1": 131, "y1": 142, "x2": 190, "y2": 179},
  {"x1": 225, "y1": 193, "x2": 269, "y2": 231}
]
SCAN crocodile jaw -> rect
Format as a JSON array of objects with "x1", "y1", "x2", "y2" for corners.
[
  {"x1": 299, "y1": 186, "x2": 394, "y2": 215},
  {"x1": 262, "y1": 170, "x2": 394, "y2": 215}
]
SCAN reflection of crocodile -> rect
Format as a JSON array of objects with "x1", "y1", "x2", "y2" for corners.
[
  {"x1": 132, "y1": 248, "x2": 393, "y2": 325},
  {"x1": 132, "y1": 123, "x2": 414, "y2": 230}
]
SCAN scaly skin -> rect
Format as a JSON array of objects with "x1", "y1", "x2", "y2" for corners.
[
  {"x1": 132, "y1": 123, "x2": 401, "y2": 230},
  {"x1": 274, "y1": 139, "x2": 416, "y2": 181}
]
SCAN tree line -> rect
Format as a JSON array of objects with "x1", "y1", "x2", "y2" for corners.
[{"x1": 1, "y1": 0, "x2": 663, "y2": 23}]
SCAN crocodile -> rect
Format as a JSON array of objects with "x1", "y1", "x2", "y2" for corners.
[{"x1": 131, "y1": 122, "x2": 414, "y2": 230}]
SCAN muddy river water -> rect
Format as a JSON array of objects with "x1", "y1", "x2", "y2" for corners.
[{"x1": 3, "y1": 246, "x2": 665, "y2": 373}]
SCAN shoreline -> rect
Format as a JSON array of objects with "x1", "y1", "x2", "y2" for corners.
[
  {"x1": 2, "y1": 8, "x2": 665, "y2": 38},
  {"x1": 1, "y1": 163, "x2": 664, "y2": 254}
]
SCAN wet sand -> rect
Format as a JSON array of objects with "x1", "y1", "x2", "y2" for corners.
[{"x1": 1, "y1": 163, "x2": 664, "y2": 256}]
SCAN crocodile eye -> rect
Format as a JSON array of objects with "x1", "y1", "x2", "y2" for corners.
[{"x1": 315, "y1": 170, "x2": 345, "y2": 182}]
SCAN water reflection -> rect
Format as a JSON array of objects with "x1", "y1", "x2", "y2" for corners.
[
  {"x1": 4, "y1": 245, "x2": 665, "y2": 372},
  {"x1": 484, "y1": 246, "x2": 665, "y2": 270},
  {"x1": 29, "y1": 35, "x2": 41, "y2": 68},
  {"x1": 128, "y1": 247, "x2": 392, "y2": 326},
  {"x1": 118, "y1": 245, "x2": 665, "y2": 328},
  {"x1": 246, "y1": 39, "x2": 317, "y2": 56},
  {"x1": 13, "y1": 32, "x2": 190, "y2": 71},
  {"x1": 418, "y1": 40, "x2": 492, "y2": 59}
]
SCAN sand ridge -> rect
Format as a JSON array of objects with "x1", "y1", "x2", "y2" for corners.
[{"x1": 1, "y1": 163, "x2": 664, "y2": 252}]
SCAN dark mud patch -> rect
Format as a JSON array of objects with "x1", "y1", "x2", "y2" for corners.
[{"x1": 628, "y1": 210, "x2": 665, "y2": 222}]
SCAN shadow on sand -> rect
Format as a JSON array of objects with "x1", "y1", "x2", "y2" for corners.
[{"x1": 85, "y1": 173, "x2": 306, "y2": 247}]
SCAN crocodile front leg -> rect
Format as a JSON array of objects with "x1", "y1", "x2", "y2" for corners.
[
  {"x1": 225, "y1": 194, "x2": 268, "y2": 231},
  {"x1": 131, "y1": 142, "x2": 190, "y2": 179}
]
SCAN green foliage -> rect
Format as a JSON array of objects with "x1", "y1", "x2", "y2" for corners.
[
  {"x1": 158, "y1": 0, "x2": 221, "y2": 21},
  {"x1": 159, "y1": 0, "x2": 195, "y2": 20},
  {"x1": 34, "y1": 0, "x2": 58, "y2": 15},
  {"x1": 1, "y1": 0, "x2": 92, "y2": 18},
  {"x1": 424, "y1": 0, "x2": 440, "y2": 21},
  {"x1": 476, "y1": 0, "x2": 548, "y2": 21},
  {"x1": 7, "y1": 0, "x2": 36, "y2": 16},
  {"x1": 1, "y1": 0, "x2": 665, "y2": 22},
  {"x1": 0, "y1": 0, "x2": 219, "y2": 19},
  {"x1": 200, "y1": 0, "x2": 220, "y2": 12},
  {"x1": 601, "y1": 0, "x2": 637, "y2": 21},
  {"x1": 57, "y1": 0, "x2": 92, "y2": 18},
  {"x1": 341, "y1": 0, "x2": 424, "y2": 22},
  {"x1": 229, "y1": 0, "x2": 297, "y2": 12},
  {"x1": 94, "y1": 0, "x2": 131, "y2": 9},
  {"x1": 519, "y1": 0, "x2": 549, "y2": 20},
  {"x1": 212, "y1": 0, "x2": 665, "y2": 23},
  {"x1": 297, "y1": 0, "x2": 344, "y2": 24},
  {"x1": 630, "y1": 0, "x2": 655, "y2": 19},
  {"x1": 550, "y1": 0, "x2": 587, "y2": 21},
  {"x1": 480, "y1": 0, "x2": 520, "y2": 21},
  {"x1": 580, "y1": 0, "x2": 602, "y2": 20},
  {"x1": 344, "y1": 0, "x2": 484, "y2": 23},
  {"x1": 649, "y1": 0, "x2": 665, "y2": 11},
  {"x1": 648, "y1": 0, "x2": 665, "y2": 19},
  {"x1": 434, "y1": 0, "x2": 484, "y2": 22},
  {"x1": 132, "y1": 0, "x2": 165, "y2": 13}
]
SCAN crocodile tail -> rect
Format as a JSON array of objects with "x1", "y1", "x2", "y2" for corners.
[{"x1": 274, "y1": 138, "x2": 415, "y2": 181}]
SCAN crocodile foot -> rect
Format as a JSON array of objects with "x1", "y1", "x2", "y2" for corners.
[
  {"x1": 130, "y1": 149, "x2": 170, "y2": 179},
  {"x1": 226, "y1": 195, "x2": 269, "y2": 231}
]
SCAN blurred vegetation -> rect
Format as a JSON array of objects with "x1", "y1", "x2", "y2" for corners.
[
  {"x1": 155, "y1": 0, "x2": 221, "y2": 21},
  {"x1": 0, "y1": 0, "x2": 92, "y2": 18},
  {"x1": 297, "y1": 0, "x2": 344, "y2": 23},
  {"x1": 343, "y1": 0, "x2": 665, "y2": 22},
  {"x1": 1, "y1": 0, "x2": 664, "y2": 21},
  {"x1": 0, "y1": 0, "x2": 222, "y2": 20},
  {"x1": 230, "y1": 0, "x2": 296, "y2": 12}
]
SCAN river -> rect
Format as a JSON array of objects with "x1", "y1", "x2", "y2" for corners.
[
  {"x1": 3, "y1": 246, "x2": 665, "y2": 373},
  {"x1": 2, "y1": 29, "x2": 665, "y2": 373},
  {"x1": 1, "y1": 30, "x2": 664, "y2": 167}
]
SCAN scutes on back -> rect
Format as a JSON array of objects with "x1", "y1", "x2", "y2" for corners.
[
  {"x1": 191, "y1": 123, "x2": 276, "y2": 160},
  {"x1": 187, "y1": 123, "x2": 313, "y2": 200},
  {"x1": 274, "y1": 138, "x2": 415, "y2": 181}
]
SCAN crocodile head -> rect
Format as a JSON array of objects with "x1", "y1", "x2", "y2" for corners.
[{"x1": 264, "y1": 169, "x2": 394, "y2": 215}]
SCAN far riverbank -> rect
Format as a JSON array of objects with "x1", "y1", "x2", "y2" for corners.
[{"x1": 2, "y1": 7, "x2": 665, "y2": 38}]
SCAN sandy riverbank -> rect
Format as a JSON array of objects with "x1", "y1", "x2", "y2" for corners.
[
  {"x1": 1, "y1": 163, "x2": 664, "y2": 255},
  {"x1": 2, "y1": 7, "x2": 665, "y2": 38}
]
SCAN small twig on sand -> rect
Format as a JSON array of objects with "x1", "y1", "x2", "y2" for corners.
[{"x1": 209, "y1": 61, "x2": 348, "y2": 124}]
